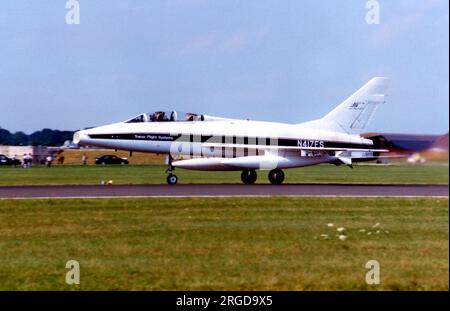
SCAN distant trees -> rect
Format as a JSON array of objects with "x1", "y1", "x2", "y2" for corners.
[{"x1": 0, "y1": 128, "x2": 74, "y2": 146}]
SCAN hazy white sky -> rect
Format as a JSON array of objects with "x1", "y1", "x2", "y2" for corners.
[{"x1": 0, "y1": 0, "x2": 448, "y2": 134}]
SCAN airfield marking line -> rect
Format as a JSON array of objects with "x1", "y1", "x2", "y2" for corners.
[{"x1": 1, "y1": 195, "x2": 448, "y2": 200}]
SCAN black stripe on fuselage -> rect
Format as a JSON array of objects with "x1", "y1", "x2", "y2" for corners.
[
  {"x1": 88, "y1": 133, "x2": 373, "y2": 149},
  {"x1": 89, "y1": 133, "x2": 181, "y2": 141}
]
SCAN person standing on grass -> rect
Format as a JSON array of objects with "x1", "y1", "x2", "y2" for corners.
[
  {"x1": 22, "y1": 154, "x2": 27, "y2": 168},
  {"x1": 27, "y1": 153, "x2": 33, "y2": 168},
  {"x1": 46, "y1": 155, "x2": 53, "y2": 168},
  {"x1": 82, "y1": 153, "x2": 88, "y2": 165}
]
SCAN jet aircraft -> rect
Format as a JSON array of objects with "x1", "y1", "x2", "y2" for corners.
[{"x1": 73, "y1": 77, "x2": 391, "y2": 184}]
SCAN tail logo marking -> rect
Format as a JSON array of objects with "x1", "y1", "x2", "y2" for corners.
[{"x1": 350, "y1": 102, "x2": 365, "y2": 110}]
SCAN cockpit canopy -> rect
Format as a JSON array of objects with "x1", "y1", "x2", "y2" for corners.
[{"x1": 125, "y1": 111, "x2": 205, "y2": 123}]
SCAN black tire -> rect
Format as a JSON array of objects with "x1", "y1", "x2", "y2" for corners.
[
  {"x1": 268, "y1": 169, "x2": 285, "y2": 185},
  {"x1": 167, "y1": 174, "x2": 178, "y2": 185},
  {"x1": 241, "y1": 169, "x2": 257, "y2": 185}
]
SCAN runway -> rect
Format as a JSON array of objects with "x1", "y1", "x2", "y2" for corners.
[{"x1": 0, "y1": 184, "x2": 447, "y2": 199}]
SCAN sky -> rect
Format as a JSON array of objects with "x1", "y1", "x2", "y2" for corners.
[{"x1": 0, "y1": 0, "x2": 448, "y2": 134}]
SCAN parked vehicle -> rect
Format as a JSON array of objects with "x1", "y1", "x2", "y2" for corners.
[
  {"x1": 95, "y1": 155, "x2": 129, "y2": 165},
  {"x1": 0, "y1": 154, "x2": 22, "y2": 166}
]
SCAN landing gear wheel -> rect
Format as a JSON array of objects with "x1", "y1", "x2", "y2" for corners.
[
  {"x1": 165, "y1": 155, "x2": 178, "y2": 184},
  {"x1": 167, "y1": 174, "x2": 178, "y2": 185},
  {"x1": 241, "y1": 169, "x2": 257, "y2": 185},
  {"x1": 268, "y1": 169, "x2": 285, "y2": 185}
]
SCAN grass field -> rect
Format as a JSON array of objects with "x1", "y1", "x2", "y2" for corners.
[
  {"x1": 0, "y1": 162, "x2": 448, "y2": 185},
  {"x1": 0, "y1": 197, "x2": 447, "y2": 290}
]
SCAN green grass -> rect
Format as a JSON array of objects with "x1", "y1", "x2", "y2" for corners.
[
  {"x1": 0, "y1": 197, "x2": 447, "y2": 290},
  {"x1": 0, "y1": 163, "x2": 448, "y2": 185}
]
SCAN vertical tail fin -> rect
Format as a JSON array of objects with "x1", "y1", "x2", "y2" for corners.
[{"x1": 302, "y1": 77, "x2": 391, "y2": 134}]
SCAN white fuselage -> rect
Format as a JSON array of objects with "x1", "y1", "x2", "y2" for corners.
[{"x1": 74, "y1": 118, "x2": 375, "y2": 171}]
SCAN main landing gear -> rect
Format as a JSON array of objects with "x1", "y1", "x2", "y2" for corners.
[
  {"x1": 268, "y1": 169, "x2": 285, "y2": 185},
  {"x1": 241, "y1": 169, "x2": 257, "y2": 184},
  {"x1": 166, "y1": 156, "x2": 178, "y2": 185},
  {"x1": 240, "y1": 169, "x2": 286, "y2": 185}
]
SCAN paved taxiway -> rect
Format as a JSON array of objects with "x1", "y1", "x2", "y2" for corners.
[{"x1": 0, "y1": 184, "x2": 448, "y2": 199}]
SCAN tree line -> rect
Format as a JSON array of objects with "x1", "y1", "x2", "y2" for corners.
[{"x1": 0, "y1": 128, "x2": 74, "y2": 146}]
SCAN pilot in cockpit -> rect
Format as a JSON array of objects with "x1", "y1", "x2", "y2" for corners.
[
  {"x1": 151, "y1": 111, "x2": 168, "y2": 122},
  {"x1": 185, "y1": 114, "x2": 194, "y2": 121}
]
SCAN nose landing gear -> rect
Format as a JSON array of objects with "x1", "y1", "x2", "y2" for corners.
[
  {"x1": 166, "y1": 156, "x2": 178, "y2": 185},
  {"x1": 241, "y1": 169, "x2": 257, "y2": 184},
  {"x1": 268, "y1": 169, "x2": 285, "y2": 185},
  {"x1": 166, "y1": 174, "x2": 178, "y2": 185}
]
